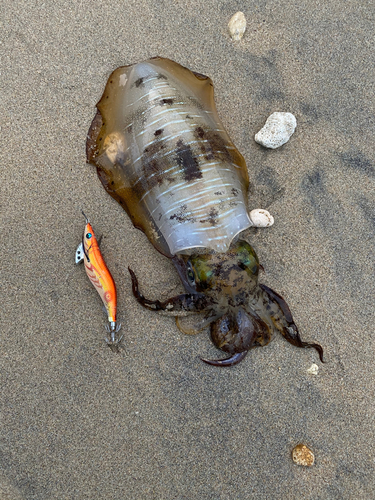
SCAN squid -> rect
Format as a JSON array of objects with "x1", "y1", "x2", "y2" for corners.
[{"x1": 86, "y1": 57, "x2": 323, "y2": 366}]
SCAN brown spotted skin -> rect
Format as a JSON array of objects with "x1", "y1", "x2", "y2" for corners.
[{"x1": 87, "y1": 57, "x2": 251, "y2": 257}]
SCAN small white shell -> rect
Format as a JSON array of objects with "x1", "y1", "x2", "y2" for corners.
[
  {"x1": 249, "y1": 209, "x2": 274, "y2": 228},
  {"x1": 255, "y1": 112, "x2": 297, "y2": 149},
  {"x1": 307, "y1": 363, "x2": 319, "y2": 375},
  {"x1": 228, "y1": 12, "x2": 246, "y2": 41}
]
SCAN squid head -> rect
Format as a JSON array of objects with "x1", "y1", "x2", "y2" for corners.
[{"x1": 129, "y1": 240, "x2": 324, "y2": 367}]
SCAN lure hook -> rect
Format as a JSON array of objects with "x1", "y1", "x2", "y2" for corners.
[{"x1": 105, "y1": 322, "x2": 123, "y2": 349}]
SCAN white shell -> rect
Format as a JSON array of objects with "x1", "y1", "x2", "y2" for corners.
[
  {"x1": 249, "y1": 209, "x2": 274, "y2": 227},
  {"x1": 307, "y1": 363, "x2": 319, "y2": 375},
  {"x1": 254, "y1": 112, "x2": 297, "y2": 149},
  {"x1": 228, "y1": 12, "x2": 246, "y2": 41}
]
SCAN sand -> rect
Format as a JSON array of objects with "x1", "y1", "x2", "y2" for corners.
[{"x1": 1, "y1": 0, "x2": 374, "y2": 498}]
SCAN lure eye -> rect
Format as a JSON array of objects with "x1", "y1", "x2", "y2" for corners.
[{"x1": 86, "y1": 233, "x2": 92, "y2": 239}]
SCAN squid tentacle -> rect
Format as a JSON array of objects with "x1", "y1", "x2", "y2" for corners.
[
  {"x1": 176, "y1": 311, "x2": 222, "y2": 335},
  {"x1": 260, "y1": 284, "x2": 324, "y2": 362},
  {"x1": 201, "y1": 351, "x2": 249, "y2": 367}
]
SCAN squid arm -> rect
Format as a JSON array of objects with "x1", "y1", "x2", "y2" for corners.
[
  {"x1": 128, "y1": 267, "x2": 212, "y2": 316},
  {"x1": 260, "y1": 284, "x2": 324, "y2": 362}
]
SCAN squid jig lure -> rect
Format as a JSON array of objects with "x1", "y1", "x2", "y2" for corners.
[{"x1": 76, "y1": 211, "x2": 122, "y2": 348}]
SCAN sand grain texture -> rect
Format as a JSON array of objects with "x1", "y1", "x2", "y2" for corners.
[{"x1": 1, "y1": 1, "x2": 374, "y2": 498}]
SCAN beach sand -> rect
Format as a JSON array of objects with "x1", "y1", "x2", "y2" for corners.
[{"x1": 1, "y1": 1, "x2": 374, "y2": 498}]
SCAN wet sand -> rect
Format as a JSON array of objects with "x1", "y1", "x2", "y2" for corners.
[{"x1": 1, "y1": 1, "x2": 374, "y2": 498}]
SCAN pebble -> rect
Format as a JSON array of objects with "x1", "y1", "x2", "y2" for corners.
[
  {"x1": 228, "y1": 12, "x2": 246, "y2": 41},
  {"x1": 249, "y1": 209, "x2": 274, "y2": 227},
  {"x1": 307, "y1": 363, "x2": 319, "y2": 375},
  {"x1": 255, "y1": 112, "x2": 297, "y2": 149},
  {"x1": 292, "y1": 444, "x2": 315, "y2": 466}
]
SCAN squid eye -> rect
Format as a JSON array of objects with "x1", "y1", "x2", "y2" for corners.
[
  {"x1": 86, "y1": 233, "x2": 92, "y2": 239},
  {"x1": 186, "y1": 263, "x2": 196, "y2": 285}
]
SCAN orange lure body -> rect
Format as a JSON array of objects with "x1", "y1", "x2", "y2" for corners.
[
  {"x1": 83, "y1": 222, "x2": 117, "y2": 322},
  {"x1": 76, "y1": 214, "x2": 122, "y2": 347}
]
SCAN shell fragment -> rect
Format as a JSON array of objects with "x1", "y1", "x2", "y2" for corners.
[
  {"x1": 255, "y1": 112, "x2": 297, "y2": 149},
  {"x1": 228, "y1": 12, "x2": 246, "y2": 41},
  {"x1": 292, "y1": 444, "x2": 315, "y2": 466},
  {"x1": 249, "y1": 209, "x2": 274, "y2": 228},
  {"x1": 307, "y1": 363, "x2": 319, "y2": 375}
]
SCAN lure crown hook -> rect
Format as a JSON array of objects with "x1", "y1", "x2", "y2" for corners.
[{"x1": 105, "y1": 322, "x2": 123, "y2": 346}]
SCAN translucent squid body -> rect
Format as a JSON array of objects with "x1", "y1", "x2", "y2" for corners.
[
  {"x1": 76, "y1": 212, "x2": 122, "y2": 348},
  {"x1": 86, "y1": 57, "x2": 323, "y2": 366}
]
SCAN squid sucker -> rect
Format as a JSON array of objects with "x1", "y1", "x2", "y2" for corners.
[{"x1": 86, "y1": 57, "x2": 324, "y2": 367}]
